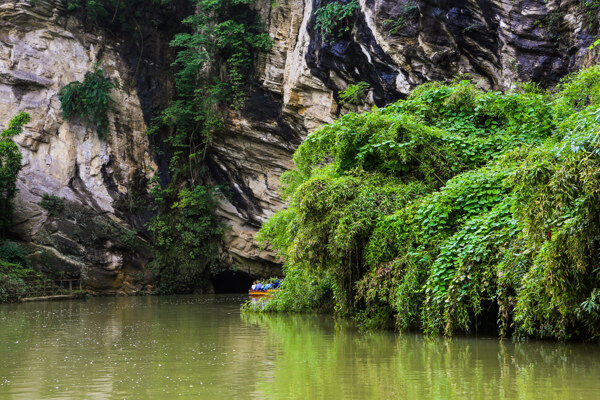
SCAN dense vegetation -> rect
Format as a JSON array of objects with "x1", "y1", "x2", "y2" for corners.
[
  {"x1": 314, "y1": 0, "x2": 359, "y2": 43},
  {"x1": 59, "y1": 0, "x2": 271, "y2": 292},
  {"x1": 338, "y1": 82, "x2": 370, "y2": 106},
  {"x1": 383, "y1": 0, "x2": 419, "y2": 36},
  {"x1": 247, "y1": 65, "x2": 600, "y2": 341},
  {"x1": 0, "y1": 242, "x2": 45, "y2": 303}
]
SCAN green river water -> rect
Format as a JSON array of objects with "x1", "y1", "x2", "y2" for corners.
[{"x1": 0, "y1": 295, "x2": 599, "y2": 399}]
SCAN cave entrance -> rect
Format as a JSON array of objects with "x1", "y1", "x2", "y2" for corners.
[{"x1": 211, "y1": 270, "x2": 255, "y2": 294}]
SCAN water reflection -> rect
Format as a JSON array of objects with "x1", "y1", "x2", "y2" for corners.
[
  {"x1": 242, "y1": 312, "x2": 600, "y2": 400},
  {"x1": 0, "y1": 296, "x2": 598, "y2": 399}
]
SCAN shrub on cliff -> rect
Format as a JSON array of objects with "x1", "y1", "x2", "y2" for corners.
[
  {"x1": 146, "y1": 0, "x2": 271, "y2": 292},
  {"x1": 0, "y1": 112, "x2": 30, "y2": 237},
  {"x1": 0, "y1": 241, "x2": 29, "y2": 267},
  {"x1": 250, "y1": 65, "x2": 600, "y2": 340},
  {"x1": 148, "y1": 185, "x2": 224, "y2": 293},
  {"x1": 0, "y1": 259, "x2": 45, "y2": 303},
  {"x1": 338, "y1": 82, "x2": 370, "y2": 106},
  {"x1": 58, "y1": 66, "x2": 114, "y2": 139},
  {"x1": 314, "y1": 0, "x2": 359, "y2": 43}
]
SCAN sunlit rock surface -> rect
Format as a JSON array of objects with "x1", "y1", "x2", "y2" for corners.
[{"x1": 0, "y1": 0, "x2": 157, "y2": 293}]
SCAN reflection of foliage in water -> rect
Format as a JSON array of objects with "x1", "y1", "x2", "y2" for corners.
[
  {"x1": 242, "y1": 312, "x2": 600, "y2": 399},
  {"x1": 1, "y1": 298, "x2": 599, "y2": 399}
]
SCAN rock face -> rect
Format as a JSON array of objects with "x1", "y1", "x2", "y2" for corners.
[
  {"x1": 1, "y1": 0, "x2": 599, "y2": 287},
  {"x1": 0, "y1": 0, "x2": 157, "y2": 293},
  {"x1": 210, "y1": 0, "x2": 600, "y2": 272}
]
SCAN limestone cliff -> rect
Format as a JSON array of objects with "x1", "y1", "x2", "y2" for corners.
[
  {"x1": 0, "y1": 0, "x2": 159, "y2": 293},
  {"x1": 210, "y1": 0, "x2": 600, "y2": 273},
  {"x1": 1, "y1": 0, "x2": 599, "y2": 289}
]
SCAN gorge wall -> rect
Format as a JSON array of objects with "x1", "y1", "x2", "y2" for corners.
[
  {"x1": 0, "y1": 0, "x2": 165, "y2": 294},
  {"x1": 1, "y1": 0, "x2": 599, "y2": 291},
  {"x1": 211, "y1": 0, "x2": 600, "y2": 274}
]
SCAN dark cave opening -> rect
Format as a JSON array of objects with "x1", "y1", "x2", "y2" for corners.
[{"x1": 211, "y1": 270, "x2": 255, "y2": 294}]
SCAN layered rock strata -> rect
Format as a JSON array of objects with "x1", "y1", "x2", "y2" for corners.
[{"x1": 0, "y1": 0, "x2": 157, "y2": 293}]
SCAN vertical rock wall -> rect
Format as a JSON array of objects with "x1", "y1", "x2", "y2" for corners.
[{"x1": 0, "y1": 0, "x2": 158, "y2": 293}]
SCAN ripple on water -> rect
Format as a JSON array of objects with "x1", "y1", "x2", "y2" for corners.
[{"x1": 1, "y1": 295, "x2": 600, "y2": 399}]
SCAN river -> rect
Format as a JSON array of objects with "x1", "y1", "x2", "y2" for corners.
[{"x1": 0, "y1": 295, "x2": 598, "y2": 399}]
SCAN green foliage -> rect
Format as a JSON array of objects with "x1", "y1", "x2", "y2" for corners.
[
  {"x1": 38, "y1": 194, "x2": 65, "y2": 217},
  {"x1": 338, "y1": 82, "x2": 370, "y2": 106},
  {"x1": 0, "y1": 259, "x2": 45, "y2": 303},
  {"x1": 58, "y1": 66, "x2": 114, "y2": 139},
  {"x1": 536, "y1": 8, "x2": 564, "y2": 40},
  {"x1": 579, "y1": 0, "x2": 599, "y2": 29},
  {"x1": 0, "y1": 241, "x2": 29, "y2": 267},
  {"x1": 314, "y1": 0, "x2": 359, "y2": 43},
  {"x1": 0, "y1": 241, "x2": 44, "y2": 303},
  {"x1": 250, "y1": 65, "x2": 600, "y2": 340},
  {"x1": 0, "y1": 112, "x2": 30, "y2": 237},
  {"x1": 148, "y1": 184, "x2": 225, "y2": 293},
  {"x1": 383, "y1": 0, "x2": 419, "y2": 36},
  {"x1": 242, "y1": 267, "x2": 335, "y2": 313}
]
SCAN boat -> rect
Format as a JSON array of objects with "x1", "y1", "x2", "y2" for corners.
[
  {"x1": 248, "y1": 289, "x2": 279, "y2": 299},
  {"x1": 249, "y1": 279, "x2": 282, "y2": 299}
]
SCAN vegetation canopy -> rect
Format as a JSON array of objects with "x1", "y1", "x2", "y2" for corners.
[
  {"x1": 247, "y1": 65, "x2": 600, "y2": 341},
  {"x1": 0, "y1": 114, "x2": 46, "y2": 303},
  {"x1": 338, "y1": 82, "x2": 370, "y2": 106},
  {"x1": 314, "y1": 0, "x2": 359, "y2": 43}
]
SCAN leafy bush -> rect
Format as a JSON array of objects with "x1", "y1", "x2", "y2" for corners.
[
  {"x1": 579, "y1": 0, "x2": 599, "y2": 29},
  {"x1": 148, "y1": 185, "x2": 225, "y2": 293},
  {"x1": 249, "y1": 65, "x2": 600, "y2": 340},
  {"x1": 338, "y1": 82, "x2": 370, "y2": 106},
  {"x1": 0, "y1": 112, "x2": 30, "y2": 237},
  {"x1": 314, "y1": 0, "x2": 359, "y2": 43},
  {"x1": 58, "y1": 66, "x2": 114, "y2": 139},
  {"x1": 0, "y1": 260, "x2": 44, "y2": 303},
  {"x1": 39, "y1": 194, "x2": 65, "y2": 217},
  {"x1": 242, "y1": 267, "x2": 335, "y2": 313},
  {"x1": 0, "y1": 241, "x2": 29, "y2": 267},
  {"x1": 0, "y1": 271, "x2": 27, "y2": 303}
]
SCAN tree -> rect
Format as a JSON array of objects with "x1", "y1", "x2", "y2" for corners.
[{"x1": 0, "y1": 112, "x2": 31, "y2": 237}]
